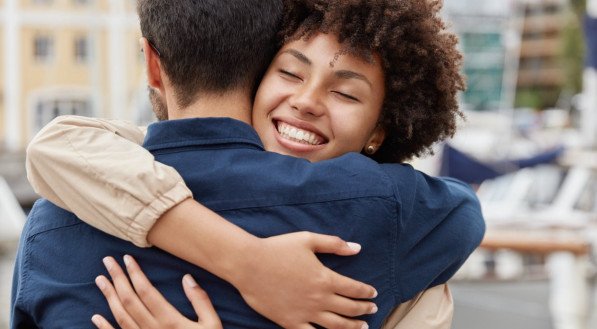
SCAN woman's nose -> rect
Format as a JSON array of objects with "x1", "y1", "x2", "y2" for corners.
[{"x1": 288, "y1": 84, "x2": 325, "y2": 117}]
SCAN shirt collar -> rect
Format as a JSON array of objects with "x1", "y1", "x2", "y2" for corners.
[{"x1": 143, "y1": 117, "x2": 264, "y2": 151}]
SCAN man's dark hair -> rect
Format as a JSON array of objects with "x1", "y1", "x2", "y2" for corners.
[
  {"x1": 279, "y1": 0, "x2": 466, "y2": 163},
  {"x1": 137, "y1": 0, "x2": 283, "y2": 107}
]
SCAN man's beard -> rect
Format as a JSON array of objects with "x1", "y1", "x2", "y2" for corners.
[{"x1": 149, "y1": 87, "x2": 168, "y2": 121}]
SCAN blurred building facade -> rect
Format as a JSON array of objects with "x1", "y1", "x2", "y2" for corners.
[
  {"x1": 0, "y1": 0, "x2": 587, "y2": 150},
  {"x1": 444, "y1": 0, "x2": 518, "y2": 111},
  {"x1": 0, "y1": 0, "x2": 149, "y2": 151},
  {"x1": 517, "y1": 0, "x2": 570, "y2": 108},
  {"x1": 445, "y1": 0, "x2": 573, "y2": 112}
]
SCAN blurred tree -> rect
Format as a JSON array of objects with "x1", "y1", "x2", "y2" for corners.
[
  {"x1": 570, "y1": 0, "x2": 587, "y2": 16},
  {"x1": 561, "y1": 0, "x2": 586, "y2": 95},
  {"x1": 516, "y1": 88, "x2": 561, "y2": 109}
]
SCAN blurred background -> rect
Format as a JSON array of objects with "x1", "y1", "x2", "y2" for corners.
[{"x1": 0, "y1": 0, "x2": 596, "y2": 328}]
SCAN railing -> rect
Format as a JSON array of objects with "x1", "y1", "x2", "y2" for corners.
[{"x1": 0, "y1": 175, "x2": 25, "y2": 247}]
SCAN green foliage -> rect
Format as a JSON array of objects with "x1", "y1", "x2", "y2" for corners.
[
  {"x1": 515, "y1": 88, "x2": 561, "y2": 109},
  {"x1": 569, "y1": 0, "x2": 586, "y2": 15},
  {"x1": 560, "y1": 0, "x2": 586, "y2": 94}
]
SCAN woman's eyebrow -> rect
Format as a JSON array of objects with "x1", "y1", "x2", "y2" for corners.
[
  {"x1": 281, "y1": 49, "x2": 311, "y2": 65},
  {"x1": 335, "y1": 70, "x2": 372, "y2": 88}
]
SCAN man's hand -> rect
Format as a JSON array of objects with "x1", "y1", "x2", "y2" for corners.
[{"x1": 230, "y1": 232, "x2": 378, "y2": 329}]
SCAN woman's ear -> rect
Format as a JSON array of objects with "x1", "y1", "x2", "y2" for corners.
[{"x1": 363, "y1": 126, "x2": 386, "y2": 155}]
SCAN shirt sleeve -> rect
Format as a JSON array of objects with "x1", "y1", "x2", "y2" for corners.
[
  {"x1": 26, "y1": 115, "x2": 192, "y2": 247},
  {"x1": 381, "y1": 164, "x2": 486, "y2": 302},
  {"x1": 381, "y1": 284, "x2": 453, "y2": 329}
]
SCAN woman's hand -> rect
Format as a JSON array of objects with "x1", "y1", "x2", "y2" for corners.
[{"x1": 91, "y1": 255, "x2": 222, "y2": 329}]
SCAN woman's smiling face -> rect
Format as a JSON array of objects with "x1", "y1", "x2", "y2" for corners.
[{"x1": 252, "y1": 33, "x2": 386, "y2": 162}]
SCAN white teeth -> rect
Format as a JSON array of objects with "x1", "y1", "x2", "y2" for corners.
[{"x1": 277, "y1": 122, "x2": 323, "y2": 145}]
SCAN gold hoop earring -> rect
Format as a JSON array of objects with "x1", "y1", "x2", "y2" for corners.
[{"x1": 365, "y1": 145, "x2": 376, "y2": 154}]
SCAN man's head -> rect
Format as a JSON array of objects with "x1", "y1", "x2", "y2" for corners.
[{"x1": 137, "y1": 0, "x2": 283, "y2": 117}]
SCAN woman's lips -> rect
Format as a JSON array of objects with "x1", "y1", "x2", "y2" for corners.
[
  {"x1": 276, "y1": 121, "x2": 325, "y2": 145},
  {"x1": 272, "y1": 119, "x2": 327, "y2": 153}
]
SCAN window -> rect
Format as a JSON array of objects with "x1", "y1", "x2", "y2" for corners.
[
  {"x1": 74, "y1": 36, "x2": 89, "y2": 63},
  {"x1": 32, "y1": 0, "x2": 53, "y2": 5},
  {"x1": 34, "y1": 36, "x2": 54, "y2": 62},
  {"x1": 35, "y1": 98, "x2": 92, "y2": 131},
  {"x1": 72, "y1": 0, "x2": 93, "y2": 5}
]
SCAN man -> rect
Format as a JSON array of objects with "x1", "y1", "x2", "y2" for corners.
[{"x1": 12, "y1": 1, "x2": 484, "y2": 328}]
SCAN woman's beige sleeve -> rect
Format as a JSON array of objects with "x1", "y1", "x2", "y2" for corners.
[
  {"x1": 26, "y1": 115, "x2": 192, "y2": 247},
  {"x1": 381, "y1": 284, "x2": 454, "y2": 329}
]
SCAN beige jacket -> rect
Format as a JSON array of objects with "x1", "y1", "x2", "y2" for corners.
[{"x1": 26, "y1": 115, "x2": 453, "y2": 329}]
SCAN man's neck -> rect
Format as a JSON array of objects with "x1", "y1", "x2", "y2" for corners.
[{"x1": 167, "y1": 89, "x2": 252, "y2": 125}]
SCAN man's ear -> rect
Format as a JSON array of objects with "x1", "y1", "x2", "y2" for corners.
[
  {"x1": 363, "y1": 125, "x2": 386, "y2": 155},
  {"x1": 140, "y1": 37, "x2": 163, "y2": 89}
]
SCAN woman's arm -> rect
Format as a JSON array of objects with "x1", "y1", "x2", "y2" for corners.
[
  {"x1": 92, "y1": 255, "x2": 222, "y2": 329},
  {"x1": 26, "y1": 115, "x2": 190, "y2": 247},
  {"x1": 94, "y1": 255, "x2": 452, "y2": 329},
  {"x1": 382, "y1": 284, "x2": 453, "y2": 329},
  {"x1": 26, "y1": 115, "x2": 377, "y2": 328}
]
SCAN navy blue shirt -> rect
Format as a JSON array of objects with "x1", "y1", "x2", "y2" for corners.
[{"x1": 11, "y1": 118, "x2": 485, "y2": 328}]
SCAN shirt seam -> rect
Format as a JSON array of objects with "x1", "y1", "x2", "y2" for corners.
[
  {"x1": 145, "y1": 138, "x2": 263, "y2": 152},
  {"x1": 15, "y1": 204, "x2": 38, "y2": 319},
  {"x1": 27, "y1": 222, "x2": 86, "y2": 240},
  {"x1": 201, "y1": 191, "x2": 395, "y2": 212},
  {"x1": 379, "y1": 168, "x2": 405, "y2": 304}
]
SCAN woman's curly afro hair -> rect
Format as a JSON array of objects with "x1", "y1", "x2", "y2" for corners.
[{"x1": 279, "y1": 0, "x2": 466, "y2": 163}]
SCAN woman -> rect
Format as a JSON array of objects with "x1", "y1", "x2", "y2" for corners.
[{"x1": 26, "y1": 0, "x2": 473, "y2": 327}]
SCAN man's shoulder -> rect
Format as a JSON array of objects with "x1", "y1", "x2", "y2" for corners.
[
  {"x1": 275, "y1": 152, "x2": 416, "y2": 183},
  {"x1": 320, "y1": 153, "x2": 418, "y2": 181},
  {"x1": 23, "y1": 199, "x2": 82, "y2": 238},
  {"x1": 253, "y1": 152, "x2": 401, "y2": 198},
  {"x1": 172, "y1": 148, "x2": 422, "y2": 209},
  {"x1": 317, "y1": 155, "x2": 420, "y2": 195}
]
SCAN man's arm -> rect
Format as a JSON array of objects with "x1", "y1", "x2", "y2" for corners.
[
  {"x1": 381, "y1": 164, "x2": 486, "y2": 303},
  {"x1": 26, "y1": 116, "x2": 377, "y2": 328}
]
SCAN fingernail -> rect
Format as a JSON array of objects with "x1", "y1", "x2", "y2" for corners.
[
  {"x1": 91, "y1": 314, "x2": 101, "y2": 327},
  {"x1": 370, "y1": 304, "x2": 378, "y2": 314},
  {"x1": 372, "y1": 289, "x2": 378, "y2": 298},
  {"x1": 95, "y1": 276, "x2": 106, "y2": 291},
  {"x1": 361, "y1": 324, "x2": 369, "y2": 329},
  {"x1": 102, "y1": 257, "x2": 113, "y2": 271},
  {"x1": 123, "y1": 255, "x2": 132, "y2": 267},
  {"x1": 346, "y1": 242, "x2": 361, "y2": 252},
  {"x1": 183, "y1": 274, "x2": 198, "y2": 288}
]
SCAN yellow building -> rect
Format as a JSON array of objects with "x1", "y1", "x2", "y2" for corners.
[{"x1": 1, "y1": 0, "x2": 148, "y2": 151}]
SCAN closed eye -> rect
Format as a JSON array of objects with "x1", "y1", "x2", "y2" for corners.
[
  {"x1": 279, "y1": 69, "x2": 302, "y2": 81},
  {"x1": 333, "y1": 91, "x2": 360, "y2": 102}
]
